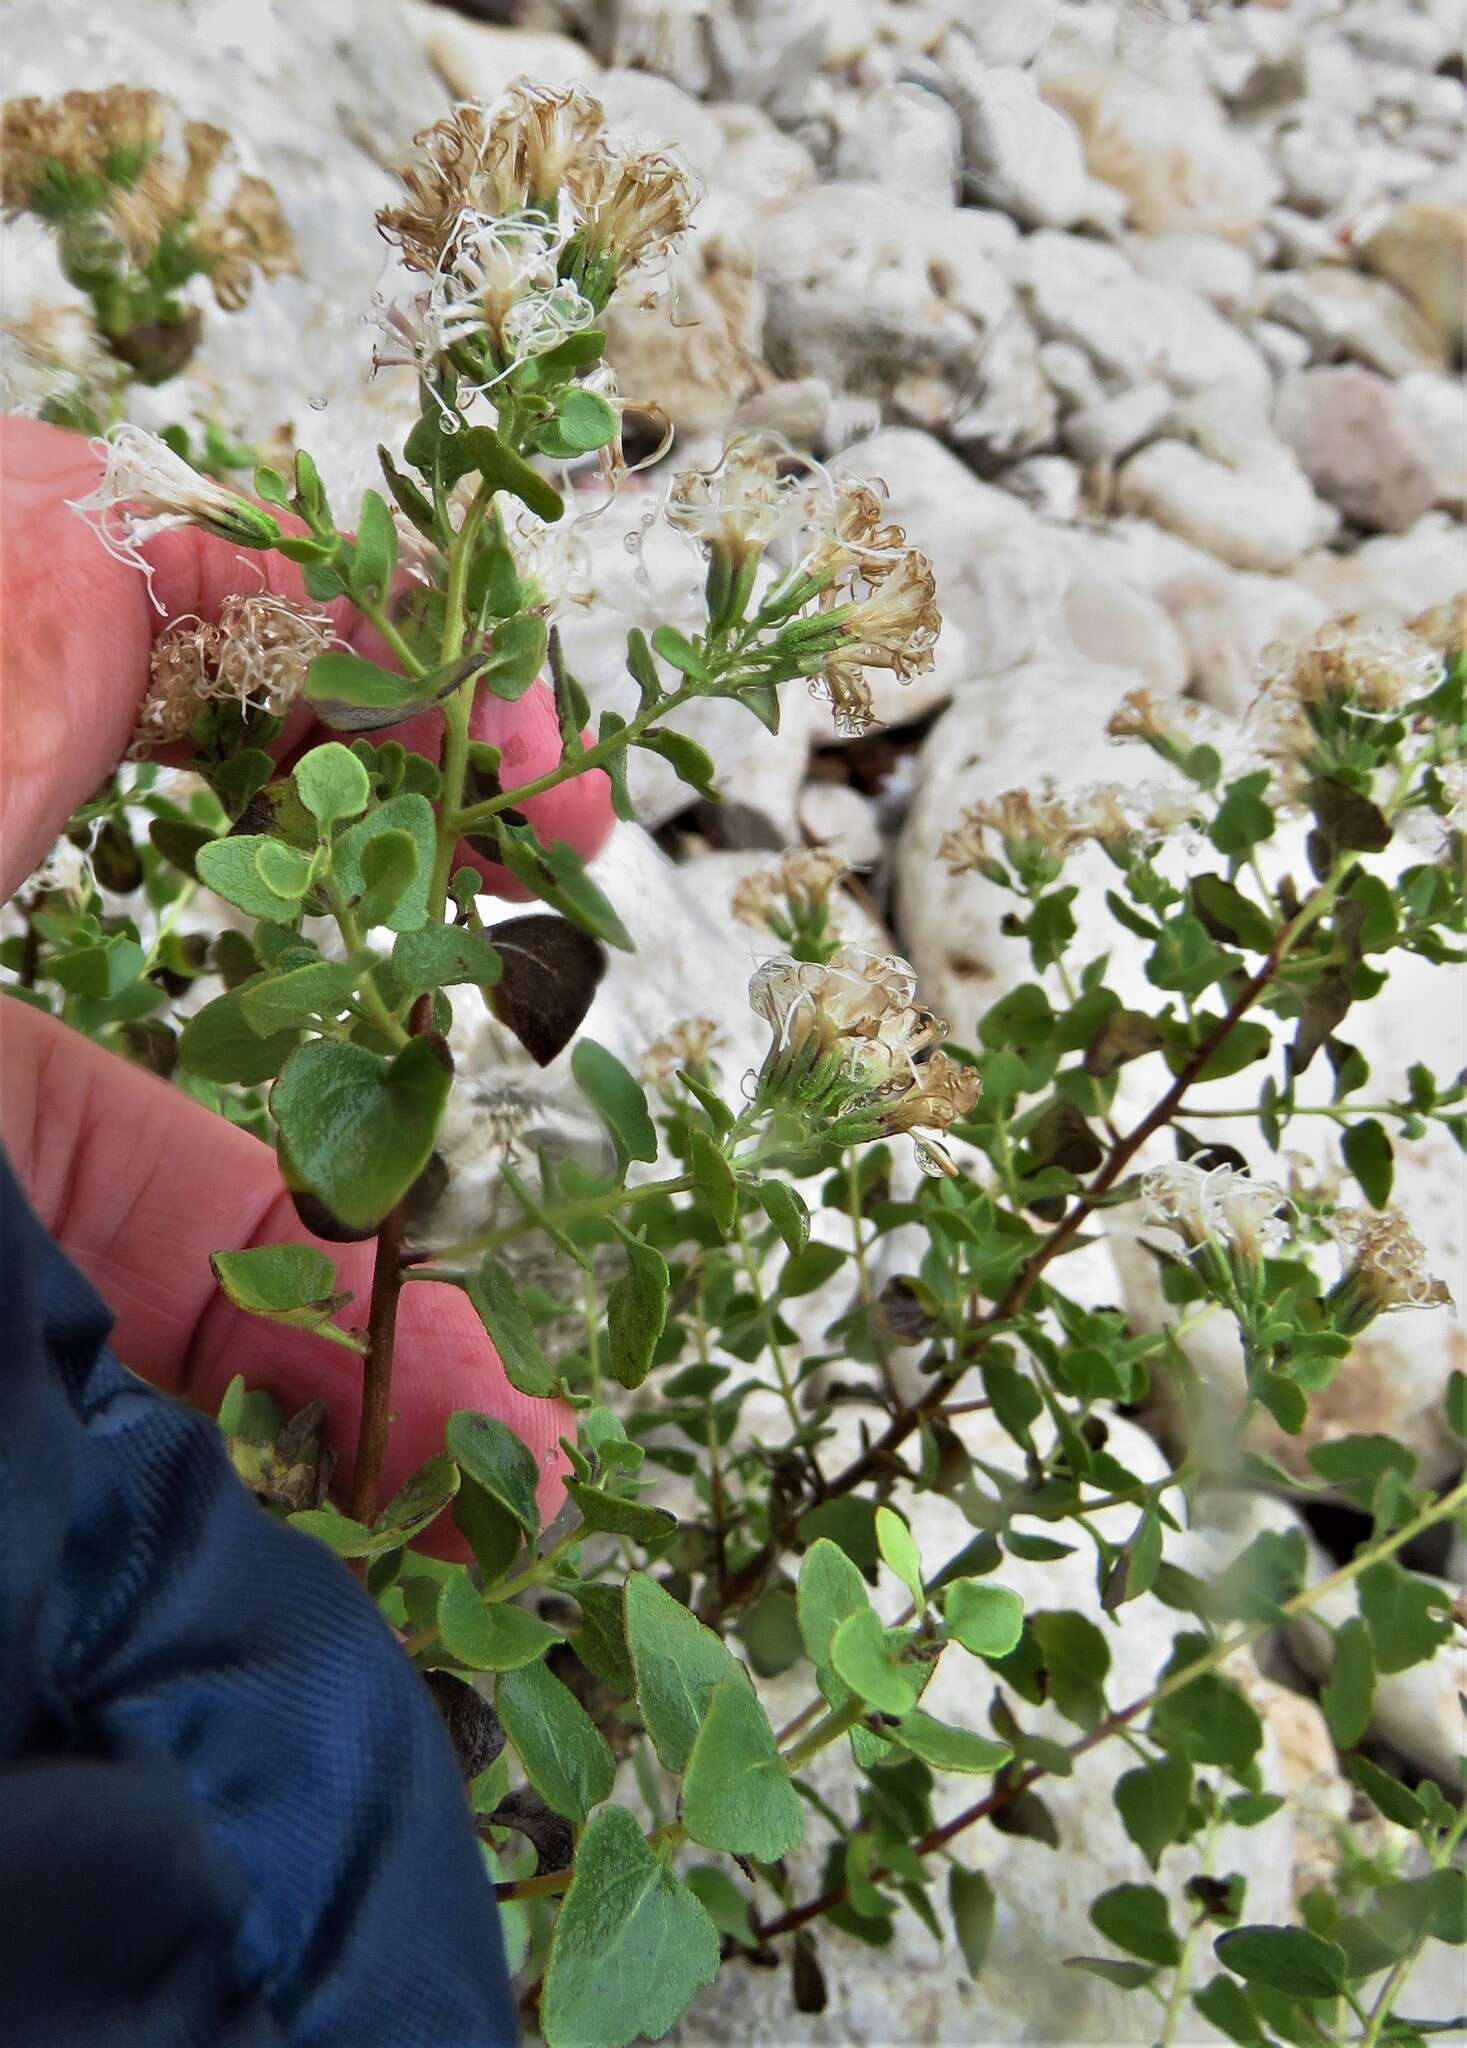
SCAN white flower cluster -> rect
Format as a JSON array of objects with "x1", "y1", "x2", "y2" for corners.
[
  {"x1": 1141, "y1": 1161, "x2": 1290, "y2": 1265},
  {"x1": 749, "y1": 946, "x2": 979, "y2": 1174}
]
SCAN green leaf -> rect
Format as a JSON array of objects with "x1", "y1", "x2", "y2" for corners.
[
  {"x1": 1342, "y1": 1117, "x2": 1394, "y2": 1207},
  {"x1": 876, "y1": 1508, "x2": 924, "y2": 1611},
  {"x1": 348, "y1": 487, "x2": 398, "y2": 605},
  {"x1": 238, "y1": 955, "x2": 368, "y2": 1036},
  {"x1": 1031, "y1": 1610, "x2": 1110, "y2": 1728},
  {"x1": 797, "y1": 1538, "x2": 871, "y2": 1672},
  {"x1": 354, "y1": 830, "x2": 419, "y2": 931},
  {"x1": 681, "y1": 1675, "x2": 803, "y2": 1859},
  {"x1": 563, "y1": 1481, "x2": 677, "y2": 1544},
  {"x1": 465, "y1": 1258, "x2": 556, "y2": 1398},
  {"x1": 571, "y1": 1039, "x2": 658, "y2": 1170},
  {"x1": 830, "y1": 1608, "x2": 919, "y2": 1717},
  {"x1": 209, "y1": 1243, "x2": 350, "y2": 1332},
  {"x1": 1358, "y1": 1560, "x2": 1452, "y2": 1675},
  {"x1": 650, "y1": 624, "x2": 707, "y2": 679},
  {"x1": 392, "y1": 923, "x2": 502, "y2": 1001},
  {"x1": 685, "y1": 1866, "x2": 755, "y2": 1949},
  {"x1": 1114, "y1": 1752, "x2": 1192, "y2": 1872},
  {"x1": 944, "y1": 1580, "x2": 1024, "y2": 1661},
  {"x1": 637, "y1": 726, "x2": 719, "y2": 801},
  {"x1": 778, "y1": 1241, "x2": 846, "y2": 1298},
  {"x1": 540, "y1": 1807, "x2": 718, "y2": 2048},
  {"x1": 436, "y1": 1575, "x2": 563, "y2": 1671},
  {"x1": 445, "y1": 1410, "x2": 540, "y2": 1536},
  {"x1": 1447, "y1": 1369, "x2": 1467, "y2": 1440},
  {"x1": 453, "y1": 1480, "x2": 522, "y2": 1587},
  {"x1": 1209, "y1": 774, "x2": 1275, "y2": 857},
  {"x1": 606, "y1": 1233, "x2": 669, "y2": 1390},
  {"x1": 271, "y1": 1035, "x2": 450, "y2": 1234},
  {"x1": 293, "y1": 742, "x2": 371, "y2": 827},
  {"x1": 256, "y1": 840, "x2": 315, "y2": 901},
  {"x1": 377, "y1": 1452, "x2": 460, "y2": 1541},
  {"x1": 196, "y1": 835, "x2": 307, "y2": 921},
  {"x1": 1065, "y1": 1957, "x2": 1157, "y2": 1991},
  {"x1": 531, "y1": 387, "x2": 619, "y2": 460},
  {"x1": 949, "y1": 1866, "x2": 996, "y2": 1979},
  {"x1": 46, "y1": 936, "x2": 146, "y2": 997},
  {"x1": 496, "y1": 1659, "x2": 614, "y2": 1826},
  {"x1": 490, "y1": 822, "x2": 633, "y2": 951},
  {"x1": 1347, "y1": 1754, "x2": 1428, "y2": 1831},
  {"x1": 305, "y1": 650, "x2": 420, "y2": 730},
  {"x1": 1189, "y1": 875, "x2": 1275, "y2": 953},
  {"x1": 891, "y1": 1711, "x2": 1010, "y2": 1775},
  {"x1": 1320, "y1": 1616, "x2": 1376, "y2": 1750},
  {"x1": 1192, "y1": 1975, "x2": 1267, "y2": 2048},
  {"x1": 754, "y1": 1179, "x2": 810, "y2": 1256},
  {"x1": 1151, "y1": 1669, "x2": 1262, "y2": 1773},
  {"x1": 689, "y1": 1130, "x2": 737, "y2": 1235},
  {"x1": 178, "y1": 986, "x2": 300, "y2": 1083},
  {"x1": 332, "y1": 794, "x2": 436, "y2": 933},
  {"x1": 624, "y1": 1572, "x2": 742, "y2": 1773},
  {"x1": 1215, "y1": 1925, "x2": 1348, "y2": 2001},
  {"x1": 482, "y1": 613, "x2": 548, "y2": 702},
  {"x1": 1090, "y1": 1884, "x2": 1182, "y2": 1967}
]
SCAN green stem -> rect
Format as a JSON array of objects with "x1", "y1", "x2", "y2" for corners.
[
  {"x1": 733, "y1": 1209, "x2": 805, "y2": 1444},
  {"x1": 453, "y1": 679, "x2": 703, "y2": 834},
  {"x1": 783, "y1": 1695, "x2": 867, "y2": 1771},
  {"x1": 428, "y1": 481, "x2": 495, "y2": 918},
  {"x1": 326, "y1": 887, "x2": 409, "y2": 1046},
  {"x1": 357, "y1": 597, "x2": 429, "y2": 680},
  {"x1": 754, "y1": 1472, "x2": 1467, "y2": 1944},
  {"x1": 405, "y1": 1172, "x2": 696, "y2": 1271}
]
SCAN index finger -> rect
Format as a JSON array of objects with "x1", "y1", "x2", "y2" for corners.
[{"x1": 0, "y1": 415, "x2": 360, "y2": 896}]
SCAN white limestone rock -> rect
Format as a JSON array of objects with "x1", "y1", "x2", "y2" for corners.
[
  {"x1": 407, "y1": 7, "x2": 602, "y2": 99},
  {"x1": 1008, "y1": 231, "x2": 1273, "y2": 411},
  {"x1": 1043, "y1": 67, "x2": 1279, "y2": 242},
  {"x1": 831, "y1": 82, "x2": 962, "y2": 203},
  {"x1": 945, "y1": 0, "x2": 1058, "y2": 70},
  {"x1": 1396, "y1": 372, "x2": 1467, "y2": 511},
  {"x1": 1264, "y1": 265, "x2": 1449, "y2": 378},
  {"x1": 1116, "y1": 395, "x2": 1339, "y2": 574},
  {"x1": 797, "y1": 781, "x2": 884, "y2": 869},
  {"x1": 938, "y1": 48, "x2": 1098, "y2": 230},
  {"x1": 1275, "y1": 365, "x2": 1439, "y2": 534},
  {"x1": 1130, "y1": 233, "x2": 1259, "y2": 320},
  {"x1": 756, "y1": 184, "x2": 1019, "y2": 438},
  {"x1": 1063, "y1": 381, "x2": 1173, "y2": 464}
]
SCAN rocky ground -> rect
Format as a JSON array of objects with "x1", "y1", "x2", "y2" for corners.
[{"x1": 3, "y1": 0, "x2": 1464, "y2": 2038}]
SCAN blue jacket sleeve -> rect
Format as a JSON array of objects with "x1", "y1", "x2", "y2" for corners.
[{"x1": 0, "y1": 1153, "x2": 517, "y2": 2047}]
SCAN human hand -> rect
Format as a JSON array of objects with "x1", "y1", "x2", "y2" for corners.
[{"x1": 0, "y1": 414, "x2": 611, "y2": 1524}]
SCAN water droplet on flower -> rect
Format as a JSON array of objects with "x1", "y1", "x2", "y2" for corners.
[{"x1": 307, "y1": 394, "x2": 328, "y2": 412}]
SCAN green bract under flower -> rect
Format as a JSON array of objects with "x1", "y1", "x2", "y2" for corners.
[{"x1": 749, "y1": 946, "x2": 978, "y2": 1173}]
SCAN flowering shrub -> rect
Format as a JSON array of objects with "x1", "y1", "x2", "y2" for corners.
[{"x1": 5, "y1": 78, "x2": 1466, "y2": 2048}]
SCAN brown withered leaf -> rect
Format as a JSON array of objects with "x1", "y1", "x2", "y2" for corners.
[
  {"x1": 423, "y1": 1670, "x2": 505, "y2": 1782},
  {"x1": 484, "y1": 1785, "x2": 573, "y2": 1875},
  {"x1": 1084, "y1": 1007, "x2": 1166, "y2": 1078},
  {"x1": 485, "y1": 912, "x2": 605, "y2": 1066}
]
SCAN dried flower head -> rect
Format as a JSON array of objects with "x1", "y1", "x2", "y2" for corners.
[
  {"x1": 812, "y1": 657, "x2": 877, "y2": 740},
  {"x1": 0, "y1": 305, "x2": 112, "y2": 417},
  {"x1": 667, "y1": 439, "x2": 801, "y2": 568},
  {"x1": 731, "y1": 849, "x2": 848, "y2": 933},
  {"x1": 880, "y1": 1049, "x2": 982, "y2": 1177},
  {"x1": 2, "y1": 92, "x2": 295, "y2": 315},
  {"x1": 831, "y1": 548, "x2": 940, "y2": 682},
  {"x1": 2, "y1": 87, "x2": 165, "y2": 216},
  {"x1": 751, "y1": 946, "x2": 943, "y2": 1093},
  {"x1": 1142, "y1": 1162, "x2": 1289, "y2": 1265},
  {"x1": 1330, "y1": 1206, "x2": 1452, "y2": 1316},
  {"x1": 425, "y1": 210, "x2": 595, "y2": 382},
  {"x1": 800, "y1": 474, "x2": 908, "y2": 585},
  {"x1": 639, "y1": 1017, "x2": 721, "y2": 1087},
  {"x1": 137, "y1": 592, "x2": 335, "y2": 750},
  {"x1": 571, "y1": 142, "x2": 702, "y2": 289},
  {"x1": 1259, "y1": 616, "x2": 1443, "y2": 718},
  {"x1": 69, "y1": 425, "x2": 280, "y2": 601},
  {"x1": 1409, "y1": 592, "x2": 1467, "y2": 663},
  {"x1": 942, "y1": 777, "x2": 1200, "y2": 873}
]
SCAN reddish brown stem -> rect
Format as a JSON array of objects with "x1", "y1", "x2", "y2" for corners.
[
  {"x1": 349, "y1": 1203, "x2": 406, "y2": 1534},
  {"x1": 716, "y1": 947, "x2": 1284, "y2": 1618}
]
